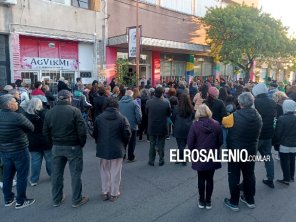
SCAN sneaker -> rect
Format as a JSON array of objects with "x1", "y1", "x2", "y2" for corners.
[
  {"x1": 159, "y1": 162, "x2": 165, "y2": 166},
  {"x1": 101, "y1": 193, "x2": 109, "y2": 201},
  {"x1": 127, "y1": 158, "x2": 137, "y2": 163},
  {"x1": 15, "y1": 199, "x2": 35, "y2": 209},
  {"x1": 224, "y1": 198, "x2": 239, "y2": 212},
  {"x1": 277, "y1": 179, "x2": 290, "y2": 186},
  {"x1": 205, "y1": 202, "x2": 212, "y2": 210},
  {"x1": 262, "y1": 179, "x2": 275, "y2": 188},
  {"x1": 72, "y1": 196, "x2": 89, "y2": 208},
  {"x1": 110, "y1": 193, "x2": 121, "y2": 202},
  {"x1": 5, "y1": 197, "x2": 16, "y2": 207},
  {"x1": 30, "y1": 181, "x2": 37, "y2": 187},
  {"x1": 148, "y1": 162, "x2": 154, "y2": 166},
  {"x1": 53, "y1": 195, "x2": 66, "y2": 207},
  {"x1": 198, "y1": 201, "x2": 205, "y2": 209},
  {"x1": 240, "y1": 195, "x2": 255, "y2": 209}
]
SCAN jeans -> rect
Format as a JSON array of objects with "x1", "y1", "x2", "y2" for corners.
[
  {"x1": 30, "y1": 150, "x2": 52, "y2": 183},
  {"x1": 1, "y1": 149, "x2": 30, "y2": 204},
  {"x1": 228, "y1": 161, "x2": 256, "y2": 205},
  {"x1": 258, "y1": 139, "x2": 274, "y2": 181},
  {"x1": 198, "y1": 170, "x2": 215, "y2": 203},
  {"x1": 127, "y1": 130, "x2": 137, "y2": 161},
  {"x1": 279, "y1": 152, "x2": 296, "y2": 181},
  {"x1": 176, "y1": 138, "x2": 187, "y2": 161},
  {"x1": 149, "y1": 135, "x2": 166, "y2": 164},
  {"x1": 51, "y1": 145, "x2": 83, "y2": 205}
]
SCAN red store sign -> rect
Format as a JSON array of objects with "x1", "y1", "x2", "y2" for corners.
[{"x1": 19, "y1": 36, "x2": 79, "y2": 70}]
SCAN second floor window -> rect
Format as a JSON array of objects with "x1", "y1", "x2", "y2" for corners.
[{"x1": 72, "y1": 0, "x2": 89, "y2": 9}]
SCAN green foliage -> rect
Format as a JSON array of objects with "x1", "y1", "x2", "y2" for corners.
[
  {"x1": 115, "y1": 59, "x2": 137, "y2": 87},
  {"x1": 202, "y1": 4, "x2": 295, "y2": 82},
  {"x1": 115, "y1": 58, "x2": 129, "y2": 85}
]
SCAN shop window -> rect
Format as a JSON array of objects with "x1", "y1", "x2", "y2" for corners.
[{"x1": 21, "y1": 72, "x2": 38, "y2": 89}]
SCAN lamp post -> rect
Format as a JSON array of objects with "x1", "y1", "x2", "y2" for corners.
[{"x1": 136, "y1": 0, "x2": 140, "y2": 87}]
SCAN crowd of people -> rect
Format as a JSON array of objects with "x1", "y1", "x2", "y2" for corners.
[{"x1": 0, "y1": 75, "x2": 296, "y2": 212}]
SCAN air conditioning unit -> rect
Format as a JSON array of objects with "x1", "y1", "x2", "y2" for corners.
[{"x1": 0, "y1": 0, "x2": 17, "y2": 5}]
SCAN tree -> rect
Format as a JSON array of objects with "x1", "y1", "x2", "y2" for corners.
[
  {"x1": 115, "y1": 58, "x2": 129, "y2": 85},
  {"x1": 202, "y1": 4, "x2": 295, "y2": 82}
]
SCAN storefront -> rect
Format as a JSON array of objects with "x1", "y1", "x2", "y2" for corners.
[
  {"x1": 11, "y1": 35, "x2": 95, "y2": 93},
  {"x1": 0, "y1": 34, "x2": 10, "y2": 87}
]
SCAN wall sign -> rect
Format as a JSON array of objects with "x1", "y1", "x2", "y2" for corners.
[
  {"x1": 22, "y1": 57, "x2": 78, "y2": 70},
  {"x1": 80, "y1": 71, "x2": 92, "y2": 78}
]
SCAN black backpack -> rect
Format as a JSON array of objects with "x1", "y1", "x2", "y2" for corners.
[{"x1": 72, "y1": 96, "x2": 84, "y2": 112}]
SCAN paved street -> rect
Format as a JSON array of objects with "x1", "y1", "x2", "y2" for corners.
[{"x1": 1, "y1": 135, "x2": 295, "y2": 222}]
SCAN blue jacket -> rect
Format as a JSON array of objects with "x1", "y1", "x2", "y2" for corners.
[{"x1": 119, "y1": 96, "x2": 142, "y2": 131}]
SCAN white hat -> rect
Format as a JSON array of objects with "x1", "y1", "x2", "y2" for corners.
[
  {"x1": 4, "y1": 85, "x2": 13, "y2": 91},
  {"x1": 283, "y1": 99, "x2": 296, "y2": 114},
  {"x1": 252, "y1": 83, "x2": 268, "y2": 97}
]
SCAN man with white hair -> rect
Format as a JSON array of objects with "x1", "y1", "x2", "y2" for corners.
[
  {"x1": 119, "y1": 90, "x2": 142, "y2": 162},
  {"x1": 222, "y1": 92, "x2": 263, "y2": 211},
  {"x1": 0, "y1": 94, "x2": 35, "y2": 209}
]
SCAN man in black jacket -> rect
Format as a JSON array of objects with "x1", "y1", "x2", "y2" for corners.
[
  {"x1": 146, "y1": 87, "x2": 171, "y2": 166},
  {"x1": 0, "y1": 94, "x2": 35, "y2": 209},
  {"x1": 222, "y1": 92, "x2": 262, "y2": 211},
  {"x1": 43, "y1": 90, "x2": 88, "y2": 208},
  {"x1": 252, "y1": 83, "x2": 277, "y2": 188}
]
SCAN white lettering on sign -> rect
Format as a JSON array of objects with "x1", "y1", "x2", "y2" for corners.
[
  {"x1": 21, "y1": 57, "x2": 78, "y2": 70},
  {"x1": 128, "y1": 27, "x2": 137, "y2": 58}
]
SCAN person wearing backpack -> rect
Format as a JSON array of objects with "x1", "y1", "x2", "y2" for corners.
[{"x1": 72, "y1": 83, "x2": 92, "y2": 122}]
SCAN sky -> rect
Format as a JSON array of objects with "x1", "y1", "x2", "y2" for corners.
[{"x1": 259, "y1": 0, "x2": 296, "y2": 37}]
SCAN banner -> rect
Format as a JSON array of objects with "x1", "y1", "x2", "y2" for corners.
[
  {"x1": 21, "y1": 57, "x2": 78, "y2": 70},
  {"x1": 128, "y1": 27, "x2": 137, "y2": 58},
  {"x1": 185, "y1": 55, "x2": 194, "y2": 83},
  {"x1": 128, "y1": 26, "x2": 141, "y2": 58}
]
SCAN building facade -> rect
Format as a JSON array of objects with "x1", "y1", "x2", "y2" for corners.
[
  {"x1": 0, "y1": 0, "x2": 104, "y2": 89},
  {"x1": 105, "y1": 0, "x2": 259, "y2": 86}
]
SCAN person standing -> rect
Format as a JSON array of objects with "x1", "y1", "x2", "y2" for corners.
[
  {"x1": 171, "y1": 93, "x2": 194, "y2": 166},
  {"x1": 24, "y1": 98, "x2": 52, "y2": 186},
  {"x1": 222, "y1": 92, "x2": 262, "y2": 211},
  {"x1": 43, "y1": 90, "x2": 88, "y2": 208},
  {"x1": 145, "y1": 87, "x2": 171, "y2": 166},
  {"x1": 187, "y1": 104, "x2": 222, "y2": 209},
  {"x1": 252, "y1": 83, "x2": 277, "y2": 188},
  {"x1": 273, "y1": 100, "x2": 296, "y2": 185},
  {"x1": 93, "y1": 98, "x2": 131, "y2": 201},
  {"x1": 204, "y1": 87, "x2": 227, "y2": 124},
  {"x1": 0, "y1": 94, "x2": 35, "y2": 209},
  {"x1": 119, "y1": 90, "x2": 142, "y2": 162}
]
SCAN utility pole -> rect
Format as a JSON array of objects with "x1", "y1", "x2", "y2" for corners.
[{"x1": 136, "y1": 0, "x2": 140, "y2": 87}]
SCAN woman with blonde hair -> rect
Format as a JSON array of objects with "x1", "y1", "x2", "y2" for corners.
[
  {"x1": 272, "y1": 91, "x2": 288, "y2": 118},
  {"x1": 24, "y1": 98, "x2": 52, "y2": 186},
  {"x1": 187, "y1": 104, "x2": 222, "y2": 210}
]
